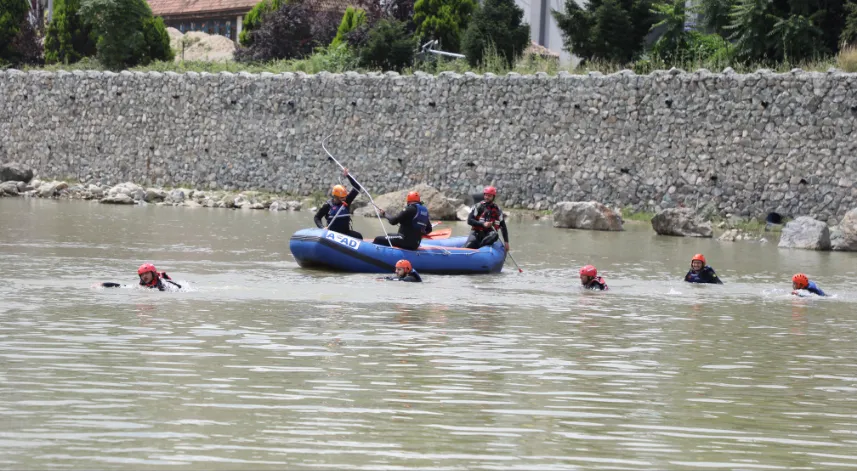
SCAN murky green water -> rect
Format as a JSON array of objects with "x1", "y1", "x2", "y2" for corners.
[{"x1": 2, "y1": 198, "x2": 857, "y2": 470}]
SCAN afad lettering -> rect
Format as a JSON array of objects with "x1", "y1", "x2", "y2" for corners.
[{"x1": 326, "y1": 231, "x2": 361, "y2": 250}]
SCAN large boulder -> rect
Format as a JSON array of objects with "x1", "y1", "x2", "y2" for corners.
[
  {"x1": 778, "y1": 216, "x2": 831, "y2": 250},
  {"x1": 108, "y1": 182, "x2": 145, "y2": 201},
  {"x1": 354, "y1": 184, "x2": 457, "y2": 220},
  {"x1": 145, "y1": 188, "x2": 167, "y2": 203},
  {"x1": 831, "y1": 208, "x2": 857, "y2": 251},
  {"x1": 0, "y1": 163, "x2": 33, "y2": 183},
  {"x1": 651, "y1": 208, "x2": 713, "y2": 237},
  {"x1": 0, "y1": 181, "x2": 20, "y2": 196},
  {"x1": 38, "y1": 181, "x2": 68, "y2": 198},
  {"x1": 552, "y1": 201, "x2": 624, "y2": 231}
]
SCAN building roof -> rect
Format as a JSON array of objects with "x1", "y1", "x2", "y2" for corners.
[
  {"x1": 148, "y1": 0, "x2": 260, "y2": 17},
  {"x1": 148, "y1": 0, "x2": 350, "y2": 17}
]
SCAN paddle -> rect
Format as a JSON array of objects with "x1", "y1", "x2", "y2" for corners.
[
  {"x1": 485, "y1": 226, "x2": 522, "y2": 273},
  {"x1": 424, "y1": 227, "x2": 452, "y2": 239}
]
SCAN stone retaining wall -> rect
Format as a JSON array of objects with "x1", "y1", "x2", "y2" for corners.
[{"x1": 2, "y1": 68, "x2": 856, "y2": 223}]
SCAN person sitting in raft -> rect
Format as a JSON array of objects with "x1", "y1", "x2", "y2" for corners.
[
  {"x1": 383, "y1": 259, "x2": 423, "y2": 282},
  {"x1": 373, "y1": 191, "x2": 432, "y2": 250},
  {"x1": 685, "y1": 254, "x2": 723, "y2": 284},
  {"x1": 465, "y1": 185, "x2": 510, "y2": 251},
  {"x1": 99, "y1": 263, "x2": 182, "y2": 291},
  {"x1": 314, "y1": 168, "x2": 363, "y2": 239},
  {"x1": 792, "y1": 273, "x2": 826, "y2": 296},
  {"x1": 580, "y1": 265, "x2": 608, "y2": 290}
]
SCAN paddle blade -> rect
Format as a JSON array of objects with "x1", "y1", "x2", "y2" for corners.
[{"x1": 423, "y1": 227, "x2": 452, "y2": 239}]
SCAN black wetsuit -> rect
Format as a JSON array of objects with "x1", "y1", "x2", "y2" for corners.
[
  {"x1": 685, "y1": 266, "x2": 723, "y2": 284},
  {"x1": 314, "y1": 174, "x2": 363, "y2": 239},
  {"x1": 465, "y1": 201, "x2": 509, "y2": 249},
  {"x1": 373, "y1": 203, "x2": 432, "y2": 251},
  {"x1": 384, "y1": 270, "x2": 423, "y2": 282},
  {"x1": 583, "y1": 276, "x2": 608, "y2": 291}
]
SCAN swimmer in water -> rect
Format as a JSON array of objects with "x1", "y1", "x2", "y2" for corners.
[
  {"x1": 382, "y1": 260, "x2": 422, "y2": 282},
  {"x1": 99, "y1": 263, "x2": 182, "y2": 291},
  {"x1": 791, "y1": 273, "x2": 826, "y2": 297},
  {"x1": 684, "y1": 254, "x2": 723, "y2": 284},
  {"x1": 579, "y1": 265, "x2": 608, "y2": 290}
]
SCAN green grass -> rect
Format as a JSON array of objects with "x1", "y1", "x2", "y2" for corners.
[{"x1": 621, "y1": 207, "x2": 655, "y2": 222}]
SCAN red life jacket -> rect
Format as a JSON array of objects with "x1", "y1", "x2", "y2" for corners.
[
  {"x1": 472, "y1": 201, "x2": 503, "y2": 232},
  {"x1": 585, "y1": 276, "x2": 608, "y2": 291}
]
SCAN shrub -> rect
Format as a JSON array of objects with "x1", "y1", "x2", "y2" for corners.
[
  {"x1": 236, "y1": 2, "x2": 314, "y2": 62},
  {"x1": 413, "y1": 0, "x2": 476, "y2": 52},
  {"x1": 44, "y1": 0, "x2": 96, "y2": 64},
  {"x1": 331, "y1": 6, "x2": 366, "y2": 47},
  {"x1": 240, "y1": 0, "x2": 287, "y2": 46},
  {"x1": 461, "y1": 0, "x2": 529, "y2": 67},
  {"x1": 0, "y1": 0, "x2": 29, "y2": 65},
  {"x1": 9, "y1": 17, "x2": 44, "y2": 66},
  {"x1": 80, "y1": 0, "x2": 173, "y2": 70},
  {"x1": 358, "y1": 19, "x2": 415, "y2": 71},
  {"x1": 552, "y1": 0, "x2": 653, "y2": 64}
]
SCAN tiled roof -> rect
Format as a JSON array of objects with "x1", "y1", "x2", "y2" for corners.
[
  {"x1": 148, "y1": 0, "x2": 260, "y2": 16},
  {"x1": 148, "y1": 0, "x2": 350, "y2": 17}
]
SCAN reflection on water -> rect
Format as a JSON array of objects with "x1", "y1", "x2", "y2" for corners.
[{"x1": 2, "y1": 198, "x2": 857, "y2": 470}]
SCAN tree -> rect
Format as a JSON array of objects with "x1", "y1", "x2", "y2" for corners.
[
  {"x1": 358, "y1": 19, "x2": 415, "y2": 71},
  {"x1": 331, "y1": 6, "x2": 367, "y2": 47},
  {"x1": 236, "y1": 1, "x2": 314, "y2": 61},
  {"x1": 80, "y1": 0, "x2": 173, "y2": 70},
  {"x1": 0, "y1": 0, "x2": 29, "y2": 64},
  {"x1": 413, "y1": 0, "x2": 476, "y2": 52},
  {"x1": 9, "y1": 15, "x2": 44, "y2": 66},
  {"x1": 650, "y1": 0, "x2": 688, "y2": 61},
  {"x1": 44, "y1": 0, "x2": 96, "y2": 63},
  {"x1": 726, "y1": 0, "x2": 779, "y2": 61},
  {"x1": 844, "y1": 0, "x2": 857, "y2": 46},
  {"x1": 769, "y1": 13, "x2": 825, "y2": 60},
  {"x1": 240, "y1": 0, "x2": 288, "y2": 46},
  {"x1": 697, "y1": 0, "x2": 733, "y2": 35},
  {"x1": 553, "y1": 0, "x2": 653, "y2": 63},
  {"x1": 461, "y1": 0, "x2": 529, "y2": 66}
]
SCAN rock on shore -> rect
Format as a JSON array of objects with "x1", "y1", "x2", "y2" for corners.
[
  {"x1": 552, "y1": 201, "x2": 623, "y2": 231},
  {"x1": 353, "y1": 184, "x2": 458, "y2": 220},
  {"x1": 778, "y1": 216, "x2": 831, "y2": 250},
  {"x1": 651, "y1": 208, "x2": 713, "y2": 237}
]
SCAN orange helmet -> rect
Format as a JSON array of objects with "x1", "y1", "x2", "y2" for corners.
[
  {"x1": 691, "y1": 254, "x2": 706, "y2": 265},
  {"x1": 792, "y1": 273, "x2": 809, "y2": 289},
  {"x1": 395, "y1": 259, "x2": 412, "y2": 273},
  {"x1": 331, "y1": 185, "x2": 347, "y2": 198},
  {"x1": 406, "y1": 191, "x2": 420, "y2": 204}
]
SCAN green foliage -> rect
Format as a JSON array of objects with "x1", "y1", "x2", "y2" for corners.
[
  {"x1": 841, "y1": 0, "x2": 857, "y2": 46},
  {"x1": 697, "y1": 0, "x2": 733, "y2": 35},
  {"x1": 80, "y1": 0, "x2": 173, "y2": 70},
  {"x1": 413, "y1": 0, "x2": 477, "y2": 52},
  {"x1": 553, "y1": 0, "x2": 653, "y2": 63},
  {"x1": 461, "y1": 0, "x2": 529, "y2": 66},
  {"x1": 726, "y1": 0, "x2": 778, "y2": 61},
  {"x1": 0, "y1": 0, "x2": 29, "y2": 65},
  {"x1": 45, "y1": 0, "x2": 96, "y2": 64},
  {"x1": 649, "y1": 0, "x2": 687, "y2": 62},
  {"x1": 358, "y1": 19, "x2": 415, "y2": 71},
  {"x1": 769, "y1": 13, "x2": 825, "y2": 61},
  {"x1": 331, "y1": 6, "x2": 366, "y2": 47},
  {"x1": 240, "y1": 0, "x2": 287, "y2": 46}
]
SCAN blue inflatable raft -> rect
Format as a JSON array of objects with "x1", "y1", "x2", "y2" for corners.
[{"x1": 289, "y1": 228, "x2": 506, "y2": 274}]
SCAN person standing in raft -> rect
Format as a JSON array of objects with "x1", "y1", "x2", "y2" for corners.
[
  {"x1": 382, "y1": 260, "x2": 423, "y2": 282},
  {"x1": 791, "y1": 273, "x2": 826, "y2": 296},
  {"x1": 314, "y1": 168, "x2": 363, "y2": 239},
  {"x1": 465, "y1": 186, "x2": 510, "y2": 251},
  {"x1": 99, "y1": 263, "x2": 182, "y2": 291},
  {"x1": 580, "y1": 265, "x2": 608, "y2": 290},
  {"x1": 373, "y1": 191, "x2": 432, "y2": 250},
  {"x1": 685, "y1": 254, "x2": 723, "y2": 284}
]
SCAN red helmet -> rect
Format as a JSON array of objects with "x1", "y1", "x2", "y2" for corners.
[
  {"x1": 792, "y1": 273, "x2": 809, "y2": 289},
  {"x1": 395, "y1": 259, "x2": 412, "y2": 272},
  {"x1": 483, "y1": 186, "x2": 497, "y2": 197},
  {"x1": 138, "y1": 263, "x2": 157, "y2": 276},
  {"x1": 691, "y1": 254, "x2": 706, "y2": 265},
  {"x1": 579, "y1": 265, "x2": 597, "y2": 277},
  {"x1": 406, "y1": 191, "x2": 420, "y2": 204}
]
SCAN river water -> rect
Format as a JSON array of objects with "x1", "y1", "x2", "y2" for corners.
[{"x1": 2, "y1": 198, "x2": 857, "y2": 470}]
